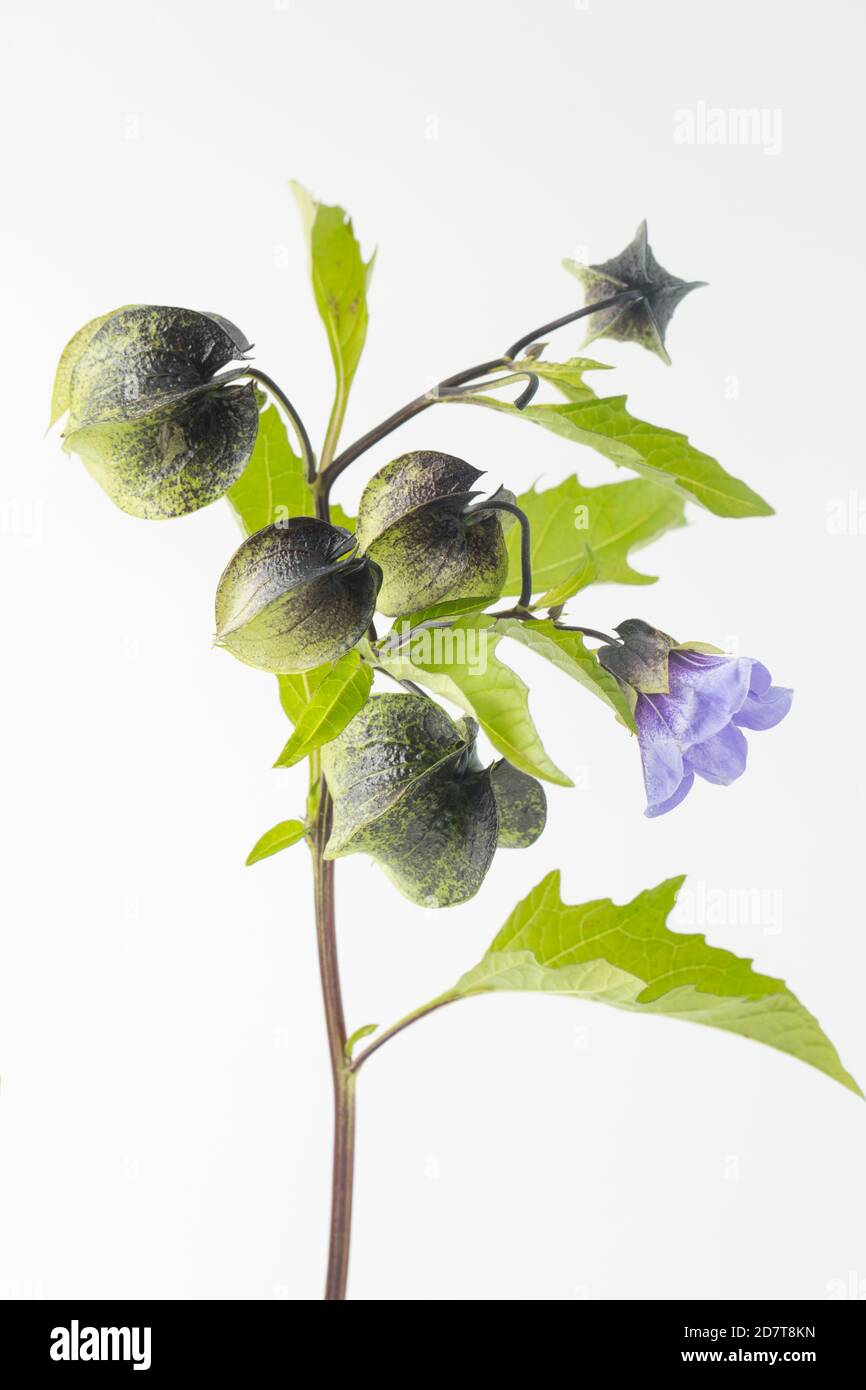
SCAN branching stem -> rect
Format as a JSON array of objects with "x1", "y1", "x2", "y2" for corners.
[
  {"x1": 316, "y1": 288, "x2": 642, "y2": 504},
  {"x1": 502, "y1": 288, "x2": 643, "y2": 361},
  {"x1": 350, "y1": 997, "x2": 458, "y2": 1073}
]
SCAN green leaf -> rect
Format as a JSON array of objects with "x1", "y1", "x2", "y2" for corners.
[
  {"x1": 227, "y1": 402, "x2": 314, "y2": 535},
  {"x1": 330, "y1": 502, "x2": 355, "y2": 532},
  {"x1": 374, "y1": 616, "x2": 572, "y2": 787},
  {"x1": 273, "y1": 650, "x2": 372, "y2": 768},
  {"x1": 536, "y1": 545, "x2": 598, "y2": 609},
  {"x1": 503, "y1": 474, "x2": 686, "y2": 598},
  {"x1": 476, "y1": 615, "x2": 636, "y2": 731},
  {"x1": 511, "y1": 353, "x2": 612, "y2": 401},
  {"x1": 459, "y1": 387, "x2": 773, "y2": 520},
  {"x1": 245, "y1": 818, "x2": 307, "y2": 866},
  {"x1": 345, "y1": 1023, "x2": 379, "y2": 1059},
  {"x1": 292, "y1": 182, "x2": 374, "y2": 454},
  {"x1": 429, "y1": 872, "x2": 862, "y2": 1096},
  {"x1": 393, "y1": 595, "x2": 498, "y2": 634},
  {"x1": 277, "y1": 664, "x2": 331, "y2": 726}
]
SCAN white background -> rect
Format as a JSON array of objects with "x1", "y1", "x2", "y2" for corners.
[{"x1": 1, "y1": 0, "x2": 864, "y2": 1301}]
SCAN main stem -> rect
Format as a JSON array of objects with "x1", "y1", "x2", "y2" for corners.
[
  {"x1": 313, "y1": 807, "x2": 354, "y2": 1301},
  {"x1": 302, "y1": 285, "x2": 642, "y2": 1299},
  {"x1": 310, "y1": 465, "x2": 356, "y2": 1298},
  {"x1": 311, "y1": 766, "x2": 355, "y2": 1300}
]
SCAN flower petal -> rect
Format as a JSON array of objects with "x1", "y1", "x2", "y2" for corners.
[
  {"x1": 655, "y1": 652, "x2": 753, "y2": 747},
  {"x1": 747, "y1": 660, "x2": 773, "y2": 698},
  {"x1": 644, "y1": 770, "x2": 695, "y2": 818},
  {"x1": 686, "y1": 721, "x2": 749, "y2": 786},
  {"x1": 733, "y1": 683, "x2": 793, "y2": 731},
  {"x1": 635, "y1": 696, "x2": 686, "y2": 812}
]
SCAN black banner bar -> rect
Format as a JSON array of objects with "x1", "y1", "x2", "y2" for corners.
[{"x1": 0, "y1": 1299, "x2": 860, "y2": 1374}]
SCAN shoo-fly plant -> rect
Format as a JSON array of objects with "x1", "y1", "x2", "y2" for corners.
[{"x1": 52, "y1": 190, "x2": 861, "y2": 1301}]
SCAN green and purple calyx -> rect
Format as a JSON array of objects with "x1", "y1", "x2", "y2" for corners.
[{"x1": 564, "y1": 221, "x2": 706, "y2": 364}]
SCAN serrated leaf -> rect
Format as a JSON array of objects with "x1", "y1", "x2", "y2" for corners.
[
  {"x1": 476, "y1": 615, "x2": 636, "y2": 731},
  {"x1": 227, "y1": 402, "x2": 314, "y2": 535},
  {"x1": 459, "y1": 387, "x2": 773, "y2": 520},
  {"x1": 274, "y1": 650, "x2": 372, "y2": 768},
  {"x1": 292, "y1": 182, "x2": 374, "y2": 453},
  {"x1": 245, "y1": 818, "x2": 306, "y2": 866},
  {"x1": 503, "y1": 474, "x2": 686, "y2": 598},
  {"x1": 375, "y1": 616, "x2": 572, "y2": 787},
  {"x1": 424, "y1": 872, "x2": 862, "y2": 1096}
]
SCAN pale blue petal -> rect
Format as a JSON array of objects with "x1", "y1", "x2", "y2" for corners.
[
  {"x1": 746, "y1": 660, "x2": 772, "y2": 698},
  {"x1": 686, "y1": 722, "x2": 749, "y2": 785},
  {"x1": 660, "y1": 652, "x2": 753, "y2": 747},
  {"x1": 644, "y1": 770, "x2": 695, "y2": 818},
  {"x1": 733, "y1": 683, "x2": 793, "y2": 732},
  {"x1": 635, "y1": 696, "x2": 686, "y2": 812}
]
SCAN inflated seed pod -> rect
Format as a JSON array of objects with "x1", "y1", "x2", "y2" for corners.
[
  {"x1": 354, "y1": 451, "x2": 512, "y2": 617},
  {"x1": 321, "y1": 694, "x2": 546, "y2": 907},
  {"x1": 52, "y1": 305, "x2": 259, "y2": 519},
  {"x1": 214, "y1": 517, "x2": 382, "y2": 674},
  {"x1": 490, "y1": 759, "x2": 548, "y2": 847}
]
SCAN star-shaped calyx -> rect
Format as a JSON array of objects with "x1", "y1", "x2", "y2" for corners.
[{"x1": 563, "y1": 221, "x2": 706, "y2": 364}]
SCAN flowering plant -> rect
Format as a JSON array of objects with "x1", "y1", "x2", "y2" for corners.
[{"x1": 51, "y1": 190, "x2": 859, "y2": 1300}]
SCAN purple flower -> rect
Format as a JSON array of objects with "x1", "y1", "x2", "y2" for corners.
[{"x1": 635, "y1": 652, "x2": 792, "y2": 817}]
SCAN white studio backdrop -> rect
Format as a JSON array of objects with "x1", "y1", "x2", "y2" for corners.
[{"x1": 1, "y1": 0, "x2": 864, "y2": 1301}]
